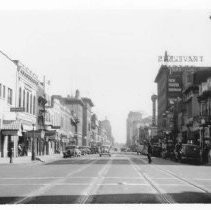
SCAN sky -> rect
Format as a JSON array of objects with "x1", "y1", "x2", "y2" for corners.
[{"x1": 1, "y1": 1, "x2": 211, "y2": 143}]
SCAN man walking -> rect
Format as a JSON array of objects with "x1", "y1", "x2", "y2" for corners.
[
  {"x1": 147, "y1": 142, "x2": 152, "y2": 164},
  {"x1": 8, "y1": 147, "x2": 13, "y2": 164}
]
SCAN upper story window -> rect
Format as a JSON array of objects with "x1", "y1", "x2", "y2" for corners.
[
  {"x1": 61, "y1": 116, "x2": 64, "y2": 128},
  {"x1": 3, "y1": 85, "x2": 5, "y2": 98},
  {"x1": 23, "y1": 90, "x2": 25, "y2": 109},
  {"x1": 187, "y1": 74, "x2": 192, "y2": 83},
  {"x1": 33, "y1": 96, "x2": 36, "y2": 115},
  {"x1": 26, "y1": 92, "x2": 29, "y2": 112},
  {"x1": 0, "y1": 83, "x2": 2, "y2": 97},
  {"x1": 30, "y1": 94, "x2": 32, "y2": 114},
  {"x1": 19, "y1": 87, "x2": 22, "y2": 107},
  {"x1": 7, "y1": 88, "x2": 13, "y2": 105}
]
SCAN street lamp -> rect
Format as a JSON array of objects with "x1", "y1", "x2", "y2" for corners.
[
  {"x1": 201, "y1": 119, "x2": 206, "y2": 149},
  {"x1": 31, "y1": 123, "x2": 36, "y2": 161}
]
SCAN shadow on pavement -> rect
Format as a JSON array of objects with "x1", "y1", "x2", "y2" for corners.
[
  {"x1": 134, "y1": 156, "x2": 211, "y2": 166},
  {"x1": 46, "y1": 154, "x2": 210, "y2": 166},
  {"x1": 0, "y1": 191, "x2": 211, "y2": 204},
  {"x1": 46, "y1": 159, "x2": 131, "y2": 165}
]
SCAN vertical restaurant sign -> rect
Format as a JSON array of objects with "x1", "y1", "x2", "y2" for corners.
[{"x1": 168, "y1": 70, "x2": 182, "y2": 104}]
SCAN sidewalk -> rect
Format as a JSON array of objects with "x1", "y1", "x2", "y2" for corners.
[{"x1": 0, "y1": 154, "x2": 63, "y2": 165}]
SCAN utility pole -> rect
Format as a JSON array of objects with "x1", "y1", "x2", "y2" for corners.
[{"x1": 42, "y1": 76, "x2": 47, "y2": 154}]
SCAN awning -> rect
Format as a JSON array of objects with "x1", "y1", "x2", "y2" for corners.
[
  {"x1": 45, "y1": 130, "x2": 58, "y2": 141},
  {"x1": 27, "y1": 129, "x2": 45, "y2": 138},
  {"x1": 1, "y1": 120, "x2": 22, "y2": 136},
  {"x1": 1, "y1": 120, "x2": 21, "y2": 130}
]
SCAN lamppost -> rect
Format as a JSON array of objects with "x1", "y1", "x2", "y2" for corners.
[
  {"x1": 201, "y1": 119, "x2": 206, "y2": 149},
  {"x1": 31, "y1": 123, "x2": 36, "y2": 161}
]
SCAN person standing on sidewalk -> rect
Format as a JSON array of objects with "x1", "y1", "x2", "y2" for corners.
[
  {"x1": 147, "y1": 142, "x2": 152, "y2": 164},
  {"x1": 8, "y1": 147, "x2": 13, "y2": 164}
]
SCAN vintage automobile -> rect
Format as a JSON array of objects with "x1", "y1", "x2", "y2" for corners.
[
  {"x1": 79, "y1": 146, "x2": 86, "y2": 155},
  {"x1": 63, "y1": 145, "x2": 81, "y2": 158},
  {"x1": 84, "y1": 147, "x2": 91, "y2": 154},
  {"x1": 121, "y1": 147, "x2": 127, "y2": 152},
  {"x1": 152, "y1": 143, "x2": 162, "y2": 157},
  {"x1": 161, "y1": 141, "x2": 175, "y2": 160},
  {"x1": 99, "y1": 145, "x2": 111, "y2": 157},
  {"x1": 90, "y1": 146, "x2": 98, "y2": 154},
  {"x1": 178, "y1": 144, "x2": 202, "y2": 164}
]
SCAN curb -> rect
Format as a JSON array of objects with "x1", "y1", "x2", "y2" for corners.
[{"x1": 0, "y1": 155, "x2": 63, "y2": 165}]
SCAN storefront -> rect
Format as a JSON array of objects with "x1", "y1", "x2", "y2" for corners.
[{"x1": 1, "y1": 120, "x2": 23, "y2": 157}]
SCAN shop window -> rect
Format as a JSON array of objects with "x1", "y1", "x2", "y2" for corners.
[{"x1": 7, "y1": 88, "x2": 13, "y2": 105}]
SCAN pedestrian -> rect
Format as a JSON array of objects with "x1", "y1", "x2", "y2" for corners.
[
  {"x1": 18, "y1": 144, "x2": 22, "y2": 156},
  {"x1": 147, "y1": 142, "x2": 152, "y2": 164},
  {"x1": 8, "y1": 148, "x2": 13, "y2": 164}
]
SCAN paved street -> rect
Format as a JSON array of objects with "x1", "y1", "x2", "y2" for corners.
[{"x1": 0, "y1": 152, "x2": 211, "y2": 204}]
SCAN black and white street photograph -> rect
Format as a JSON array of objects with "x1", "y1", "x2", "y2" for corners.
[{"x1": 1, "y1": 0, "x2": 211, "y2": 206}]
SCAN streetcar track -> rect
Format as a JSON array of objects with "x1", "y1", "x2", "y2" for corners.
[
  {"x1": 128, "y1": 157, "x2": 176, "y2": 203},
  {"x1": 76, "y1": 158, "x2": 113, "y2": 204},
  {"x1": 137, "y1": 154, "x2": 211, "y2": 194},
  {"x1": 12, "y1": 158, "x2": 99, "y2": 204}
]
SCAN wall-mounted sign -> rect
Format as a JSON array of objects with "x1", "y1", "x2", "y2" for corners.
[
  {"x1": 158, "y1": 51, "x2": 203, "y2": 63},
  {"x1": 158, "y1": 55, "x2": 203, "y2": 63},
  {"x1": 168, "y1": 78, "x2": 182, "y2": 92},
  {"x1": 10, "y1": 107, "x2": 25, "y2": 112},
  {"x1": 51, "y1": 125, "x2": 61, "y2": 129}
]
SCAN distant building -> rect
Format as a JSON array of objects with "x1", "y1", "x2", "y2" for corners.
[
  {"x1": 82, "y1": 97, "x2": 94, "y2": 146},
  {"x1": 55, "y1": 90, "x2": 94, "y2": 147},
  {"x1": 155, "y1": 64, "x2": 211, "y2": 146},
  {"x1": 181, "y1": 69, "x2": 211, "y2": 143},
  {"x1": 126, "y1": 111, "x2": 142, "y2": 146},
  {"x1": 99, "y1": 118, "x2": 114, "y2": 145},
  {"x1": 62, "y1": 90, "x2": 84, "y2": 146},
  {"x1": 154, "y1": 65, "x2": 183, "y2": 133}
]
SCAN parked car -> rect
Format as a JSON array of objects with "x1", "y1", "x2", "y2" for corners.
[
  {"x1": 83, "y1": 147, "x2": 91, "y2": 155},
  {"x1": 75, "y1": 148, "x2": 82, "y2": 157},
  {"x1": 79, "y1": 146, "x2": 86, "y2": 155},
  {"x1": 161, "y1": 141, "x2": 175, "y2": 159},
  {"x1": 137, "y1": 145, "x2": 143, "y2": 155},
  {"x1": 63, "y1": 145, "x2": 81, "y2": 158},
  {"x1": 90, "y1": 146, "x2": 98, "y2": 154},
  {"x1": 178, "y1": 144, "x2": 202, "y2": 164},
  {"x1": 152, "y1": 143, "x2": 162, "y2": 157},
  {"x1": 121, "y1": 147, "x2": 127, "y2": 152},
  {"x1": 99, "y1": 145, "x2": 111, "y2": 157}
]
